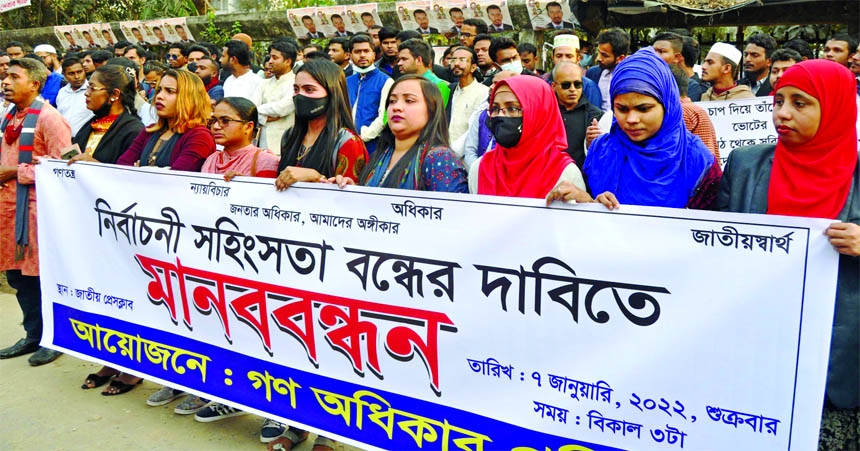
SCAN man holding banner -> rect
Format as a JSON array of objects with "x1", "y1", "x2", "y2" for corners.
[{"x1": 0, "y1": 58, "x2": 70, "y2": 366}]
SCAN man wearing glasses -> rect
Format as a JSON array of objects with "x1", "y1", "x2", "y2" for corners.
[
  {"x1": 445, "y1": 46, "x2": 488, "y2": 143},
  {"x1": 167, "y1": 43, "x2": 188, "y2": 70},
  {"x1": 552, "y1": 61, "x2": 602, "y2": 168}
]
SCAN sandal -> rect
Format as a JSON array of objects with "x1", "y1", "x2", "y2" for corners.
[
  {"x1": 81, "y1": 372, "x2": 118, "y2": 390},
  {"x1": 101, "y1": 378, "x2": 142, "y2": 396}
]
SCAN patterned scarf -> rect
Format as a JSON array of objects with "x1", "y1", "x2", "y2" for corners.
[{"x1": 0, "y1": 100, "x2": 44, "y2": 259}]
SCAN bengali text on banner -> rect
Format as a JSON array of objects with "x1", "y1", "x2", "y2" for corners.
[{"x1": 36, "y1": 160, "x2": 839, "y2": 451}]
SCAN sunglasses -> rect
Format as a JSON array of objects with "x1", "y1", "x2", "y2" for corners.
[
  {"x1": 167, "y1": 54, "x2": 179, "y2": 60},
  {"x1": 558, "y1": 81, "x2": 583, "y2": 90}
]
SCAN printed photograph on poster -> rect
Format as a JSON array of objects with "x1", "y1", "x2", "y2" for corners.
[
  {"x1": 53, "y1": 25, "x2": 82, "y2": 52},
  {"x1": 119, "y1": 21, "x2": 149, "y2": 46},
  {"x1": 527, "y1": 0, "x2": 577, "y2": 30},
  {"x1": 99, "y1": 24, "x2": 118, "y2": 48},
  {"x1": 75, "y1": 24, "x2": 107, "y2": 49},
  {"x1": 480, "y1": 1, "x2": 515, "y2": 32},
  {"x1": 316, "y1": 6, "x2": 348, "y2": 38},
  {"x1": 344, "y1": 3, "x2": 382, "y2": 34},
  {"x1": 156, "y1": 18, "x2": 195, "y2": 44},
  {"x1": 431, "y1": 0, "x2": 467, "y2": 37},
  {"x1": 395, "y1": 1, "x2": 432, "y2": 34},
  {"x1": 287, "y1": 7, "x2": 327, "y2": 40},
  {"x1": 143, "y1": 19, "x2": 173, "y2": 46}
]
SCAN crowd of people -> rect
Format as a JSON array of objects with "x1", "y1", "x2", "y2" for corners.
[{"x1": 0, "y1": 21, "x2": 857, "y2": 450}]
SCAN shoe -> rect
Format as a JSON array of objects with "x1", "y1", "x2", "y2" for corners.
[
  {"x1": 194, "y1": 403, "x2": 248, "y2": 422},
  {"x1": 81, "y1": 370, "x2": 120, "y2": 390},
  {"x1": 259, "y1": 418, "x2": 287, "y2": 443},
  {"x1": 0, "y1": 338, "x2": 39, "y2": 359},
  {"x1": 146, "y1": 386, "x2": 185, "y2": 406},
  {"x1": 27, "y1": 347, "x2": 62, "y2": 366},
  {"x1": 101, "y1": 378, "x2": 142, "y2": 396},
  {"x1": 174, "y1": 395, "x2": 210, "y2": 414}
]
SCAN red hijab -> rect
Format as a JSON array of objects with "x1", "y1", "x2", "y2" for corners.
[
  {"x1": 477, "y1": 75, "x2": 573, "y2": 198},
  {"x1": 767, "y1": 59, "x2": 858, "y2": 219}
]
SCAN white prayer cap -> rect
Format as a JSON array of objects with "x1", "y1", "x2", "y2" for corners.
[
  {"x1": 33, "y1": 44, "x2": 57, "y2": 54},
  {"x1": 709, "y1": 42, "x2": 741, "y2": 65},
  {"x1": 553, "y1": 34, "x2": 580, "y2": 50}
]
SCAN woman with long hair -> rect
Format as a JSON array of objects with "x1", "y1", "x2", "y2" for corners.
[
  {"x1": 114, "y1": 69, "x2": 214, "y2": 404},
  {"x1": 68, "y1": 64, "x2": 144, "y2": 165},
  {"x1": 355, "y1": 75, "x2": 466, "y2": 192},
  {"x1": 718, "y1": 59, "x2": 859, "y2": 449},
  {"x1": 274, "y1": 58, "x2": 367, "y2": 190},
  {"x1": 116, "y1": 69, "x2": 215, "y2": 171},
  {"x1": 70, "y1": 64, "x2": 145, "y2": 396},
  {"x1": 549, "y1": 48, "x2": 720, "y2": 208}
]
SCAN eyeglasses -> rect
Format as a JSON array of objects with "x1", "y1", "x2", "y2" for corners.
[
  {"x1": 85, "y1": 86, "x2": 108, "y2": 94},
  {"x1": 167, "y1": 54, "x2": 179, "y2": 60},
  {"x1": 488, "y1": 105, "x2": 523, "y2": 117},
  {"x1": 558, "y1": 80, "x2": 583, "y2": 90},
  {"x1": 208, "y1": 116, "x2": 248, "y2": 128},
  {"x1": 460, "y1": 32, "x2": 475, "y2": 39}
]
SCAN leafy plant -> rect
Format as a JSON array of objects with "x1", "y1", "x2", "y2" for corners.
[{"x1": 198, "y1": 10, "x2": 241, "y2": 46}]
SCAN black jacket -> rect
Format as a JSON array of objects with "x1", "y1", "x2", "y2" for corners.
[
  {"x1": 73, "y1": 110, "x2": 145, "y2": 164},
  {"x1": 560, "y1": 98, "x2": 603, "y2": 168}
]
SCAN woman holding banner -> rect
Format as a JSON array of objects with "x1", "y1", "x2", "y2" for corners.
[
  {"x1": 274, "y1": 58, "x2": 367, "y2": 191},
  {"x1": 718, "y1": 59, "x2": 859, "y2": 449},
  {"x1": 70, "y1": 64, "x2": 146, "y2": 395},
  {"x1": 203, "y1": 97, "x2": 279, "y2": 180},
  {"x1": 470, "y1": 74, "x2": 586, "y2": 198},
  {"x1": 548, "y1": 48, "x2": 721, "y2": 209},
  {"x1": 115, "y1": 69, "x2": 214, "y2": 170}
]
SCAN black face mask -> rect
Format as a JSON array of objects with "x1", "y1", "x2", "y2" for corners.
[
  {"x1": 488, "y1": 116, "x2": 523, "y2": 148},
  {"x1": 294, "y1": 94, "x2": 328, "y2": 120}
]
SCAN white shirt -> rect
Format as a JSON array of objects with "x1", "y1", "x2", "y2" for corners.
[
  {"x1": 223, "y1": 70, "x2": 263, "y2": 104},
  {"x1": 55, "y1": 79, "x2": 93, "y2": 137},
  {"x1": 251, "y1": 71, "x2": 296, "y2": 154},
  {"x1": 449, "y1": 79, "x2": 489, "y2": 143},
  {"x1": 598, "y1": 69, "x2": 612, "y2": 111}
]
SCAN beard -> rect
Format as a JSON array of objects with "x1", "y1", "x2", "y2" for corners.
[
  {"x1": 199, "y1": 74, "x2": 212, "y2": 85},
  {"x1": 91, "y1": 98, "x2": 114, "y2": 118}
]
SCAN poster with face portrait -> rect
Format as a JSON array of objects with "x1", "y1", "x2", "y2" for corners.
[
  {"x1": 429, "y1": 0, "x2": 466, "y2": 37},
  {"x1": 314, "y1": 6, "x2": 347, "y2": 38},
  {"x1": 478, "y1": 1, "x2": 514, "y2": 32},
  {"x1": 156, "y1": 18, "x2": 195, "y2": 44},
  {"x1": 73, "y1": 24, "x2": 109, "y2": 49},
  {"x1": 119, "y1": 21, "x2": 149, "y2": 46},
  {"x1": 395, "y1": 1, "x2": 432, "y2": 34},
  {"x1": 54, "y1": 25, "x2": 81, "y2": 52},
  {"x1": 287, "y1": 7, "x2": 327, "y2": 40},
  {"x1": 345, "y1": 3, "x2": 383, "y2": 34},
  {"x1": 98, "y1": 24, "x2": 119, "y2": 48},
  {"x1": 527, "y1": 0, "x2": 576, "y2": 31},
  {"x1": 142, "y1": 19, "x2": 175, "y2": 46}
]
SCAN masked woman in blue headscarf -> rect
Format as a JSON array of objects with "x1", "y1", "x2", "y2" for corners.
[{"x1": 575, "y1": 48, "x2": 721, "y2": 209}]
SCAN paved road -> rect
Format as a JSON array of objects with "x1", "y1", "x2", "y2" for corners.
[{"x1": 0, "y1": 293, "x2": 359, "y2": 451}]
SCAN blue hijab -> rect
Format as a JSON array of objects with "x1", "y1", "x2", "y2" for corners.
[{"x1": 583, "y1": 48, "x2": 714, "y2": 208}]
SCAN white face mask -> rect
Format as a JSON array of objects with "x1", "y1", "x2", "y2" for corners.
[
  {"x1": 353, "y1": 64, "x2": 375, "y2": 75},
  {"x1": 500, "y1": 60, "x2": 523, "y2": 74}
]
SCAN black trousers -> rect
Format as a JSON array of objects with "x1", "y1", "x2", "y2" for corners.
[{"x1": 6, "y1": 270, "x2": 42, "y2": 340}]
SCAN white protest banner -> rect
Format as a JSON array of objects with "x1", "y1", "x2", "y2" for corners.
[
  {"x1": 698, "y1": 96, "x2": 776, "y2": 166},
  {"x1": 36, "y1": 160, "x2": 839, "y2": 451},
  {"x1": 0, "y1": 0, "x2": 29, "y2": 13}
]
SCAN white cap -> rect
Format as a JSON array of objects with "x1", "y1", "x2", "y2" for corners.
[
  {"x1": 553, "y1": 34, "x2": 580, "y2": 50},
  {"x1": 709, "y1": 42, "x2": 741, "y2": 65},
  {"x1": 33, "y1": 44, "x2": 57, "y2": 54}
]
